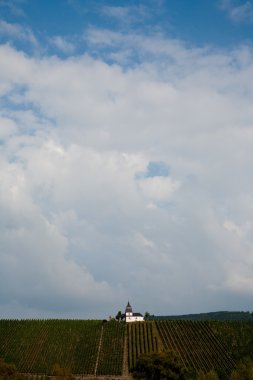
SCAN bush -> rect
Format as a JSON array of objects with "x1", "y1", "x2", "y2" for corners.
[
  {"x1": 230, "y1": 357, "x2": 253, "y2": 380},
  {"x1": 52, "y1": 364, "x2": 74, "y2": 380},
  {"x1": 196, "y1": 370, "x2": 219, "y2": 380},
  {"x1": 0, "y1": 359, "x2": 23, "y2": 380},
  {"x1": 131, "y1": 351, "x2": 191, "y2": 380}
]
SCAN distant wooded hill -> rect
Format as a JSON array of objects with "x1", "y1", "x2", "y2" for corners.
[{"x1": 149, "y1": 311, "x2": 253, "y2": 321}]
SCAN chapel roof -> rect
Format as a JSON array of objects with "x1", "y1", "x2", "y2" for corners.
[{"x1": 121, "y1": 312, "x2": 143, "y2": 318}]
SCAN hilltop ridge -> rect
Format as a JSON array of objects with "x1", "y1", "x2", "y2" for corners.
[{"x1": 149, "y1": 311, "x2": 253, "y2": 321}]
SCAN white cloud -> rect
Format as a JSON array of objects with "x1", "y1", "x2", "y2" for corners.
[
  {"x1": 225, "y1": 272, "x2": 253, "y2": 294},
  {"x1": 138, "y1": 176, "x2": 180, "y2": 203},
  {"x1": 223, "y1": 220, "x2": 252, "y2": 238},
  {"x1": 102, "y1": 6, "x2": 131, "y2": 20},
  {"x1": 100, "y1": 5, "x2": 148, "y2": 25},
  {"x1": 220, "y1": 0, "x2": 253, "y2": 23},
  {"x1": 0, "y1": 117, "x2": 17, "y2": 139},
  {"x1": 1, "y1": 33, "x2": 253, "y2": 316},
  {"x1": 0, "y1": 0, "x2": 27, "y2": 17},
  {"x1": 0, "y1": 154, "x2": 118, "y2": 316},
  {"x1": 84, "y1": 27, "x2": 190, "y2": 64},
  {"x1": 135, "y1": 233, "x2": 156, "y2": 249},
  {"x1": 50, "y1": 36, "x2": 75, "y2": 54},
  {"x1": 0, "y1": 20, "x2": 37, "y2": 45}
]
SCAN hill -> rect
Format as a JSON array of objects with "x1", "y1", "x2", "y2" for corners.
[
  {"x1": 149, "y1": 311, "x2": 253, "y2": 321},
  {"x1": 0, "y1": 319, "x2": 125, "y2": 376},
  {"x1": 127, "y1": 321, "x2": 236, "y2": 378},
  {"x1": 0, "y1": 318, "x2": 253, "y2": 378}
]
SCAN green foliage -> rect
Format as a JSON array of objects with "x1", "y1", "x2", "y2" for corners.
[
  {"x1": 196, "y1": 370, "x2": 219, "y2": 380},
  {"x1": 208, "y1": 321, "x2": 253, "y2": 362},
  {"x1": 229, "y1": 358, "x2": 253, "y2": 380},
  {"x1": 131, "y1": 351, "x2": 190, "y2": 380},
  {"x1": 115, "y1": 311, "x2": 122, "y2": 321},
  {"x1": 155, "y1": 321, "x2": 235, "y2": 377},
  {"x1": 1, "y1": 319, "x2": 251, "y2": 378},
  {"x1": 96, "y1": 320, "x2": 125, "y2": 375},
  {"x1": 128, "y1": 322, "x2": 160, "y2": 369},
  {"x1": 128, "y1": 321, "x2": 237, "y2": 378},
  {"x1": 0, "y1": 319, "x2": 125, "y2": 375},
  {"x1": 0, "y1": 359, "x2": 16, "y2": 378},
  {"x1": 0, "y1": 358, "x2": 23, "y2": 380},
  {"x1": 52, "y1": 364, "x2": 74, "y2": 380}
]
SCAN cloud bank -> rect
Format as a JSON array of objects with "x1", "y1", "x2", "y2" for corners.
[{"x1": 1, "y1": 27, "x2": 253, "y2": 317}]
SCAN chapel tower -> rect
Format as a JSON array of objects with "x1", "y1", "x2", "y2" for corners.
[{"x1": 125, "y1": 301, "x2": 133, "y2": 317}]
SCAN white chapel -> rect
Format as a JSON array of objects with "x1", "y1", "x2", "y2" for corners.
[{"x1": 122, "y1": 301, "x2": 144, "y2": 322}]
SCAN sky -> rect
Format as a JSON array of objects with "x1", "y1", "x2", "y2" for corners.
[{"x1": 1, "y1": 0, "x2": 253, "y2": 319}]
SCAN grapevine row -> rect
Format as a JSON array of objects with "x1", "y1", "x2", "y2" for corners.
[
  {"x1": 0, "y1": 319, "x2": 124, "y2": 375},
  {"x1": 128, "y1": 321, "x2": 159, "y2": 369},
  {"x1": 155, "y1": 320, "x2": 236, "y2": 377}
]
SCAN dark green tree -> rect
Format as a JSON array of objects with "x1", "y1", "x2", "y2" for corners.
[
  {"x1": 131, "y1": 351, "x2": 191, "y2": 380},
  {"x1": 115, "y1": 310, "x2": 122, "y2": 321},
  {"x1": 144, "y1": 312, "x2": 151, "y2": 320}
]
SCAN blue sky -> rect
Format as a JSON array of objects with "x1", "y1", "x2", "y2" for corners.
[
  {"x1": 1, "y1": 0, "x2": 253, "y2": 55},
  {"x1": 1, "y1": 0, "x2": 253, "y2": 318}
]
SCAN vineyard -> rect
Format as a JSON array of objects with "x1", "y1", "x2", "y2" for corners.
[
  {"x1": 0, "y1": 319, "x2": 252, "y2": 378},
  {"x1": 127, "y1": 321, "x2": 160, "y2": 369},
  {"x1": 155, "y1": 321, "x2": 235, "y2": 377},
  {"x1": 127, "y1": 321, "x2": 237, "y2": 378},
  {"x1": 0, "y1": 319, "x2": 125, "y2": 375},
  {"x1": 208, "y1": 321, "x2": 253, "y2": 362},
  {"x1": 96, "y1": 320, "x2": 125, "y2": 375}
]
